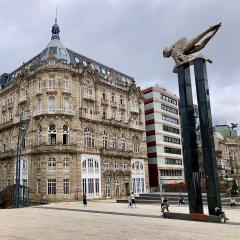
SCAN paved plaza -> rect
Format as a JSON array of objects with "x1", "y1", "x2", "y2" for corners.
[{"x1": 0, "y1": 201, "x2": 240, "y2": 240}]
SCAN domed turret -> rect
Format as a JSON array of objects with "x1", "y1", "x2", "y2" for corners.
[{"x1": 40, "y1": 17, "x2": 71, "y2": 64}]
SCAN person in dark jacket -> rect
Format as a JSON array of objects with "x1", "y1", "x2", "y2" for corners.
[
  {"x1": 83, "y1": 193, "x2": 87, "y2": 206},
  {"x1": 215, "y1": 207, "x2": 229, "y2": 222}
]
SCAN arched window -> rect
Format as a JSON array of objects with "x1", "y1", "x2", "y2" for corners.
[
  {"x1": 133, "y1": 136, "x2": 140, "y2": 153},
  {"x1": 63, "y1": 157, "x2": 70, "y2": 171},
  {"x1": 120, "y1": 133, "x2": 126, "y2": 151},
  {"x1": 102, "y1": 107, "x2": 107, "y2": 119},
  {"x1": 84, "y1": 127, "x2": 94, "y2": 147},
  {"x1": 48, "y1": 158, "x2": 56, "y2": 171},
  {"x1": 120, "y1": 96, "x2": 124, "y2": 105},
  {"x1": 81, "y1": 157, "x2": 101, "y2": 197},
  {"x1": 48, "y1": 124, "x2": 56, "y2": 145},
  {"x1": 112, "y1": 133, "x2": 117, "y2": 149},
  {"x1": 102, "y1": 131, "x2": 108, "y2": 149},
  {"x1": 131, "y1": 161, "x2": 145, "y2": 194},
  {"x1": 63, "y1": 125, "x2": 69, "y2": 145},
  {"x1": 114, "y1": 161, "x2": 119, "y2": 170}
]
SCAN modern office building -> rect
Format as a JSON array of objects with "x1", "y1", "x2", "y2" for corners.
[
  {"x1": 143, "y1": 85, "x2": 184, "y2": 190},
  {"x1": 0, "y1": 18, "x2": 149, "y2": 203}
]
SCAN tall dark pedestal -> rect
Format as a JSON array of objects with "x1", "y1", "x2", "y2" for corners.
[
  {"x1": 193, "y1": 58, "x2": 222, "y2": 215},
  {"x1": 177, "y1": 64, "x2": 203, "y2": 214}
]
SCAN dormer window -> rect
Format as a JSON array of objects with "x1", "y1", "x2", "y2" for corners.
[
  {"x1": 49, "y1": 47, "x2": 57, "y2": 55},
  {"x1": 61, "y1": 59, "x2": 67, "y2": 64},
  {"x1": 49, "y1": 60, "x2": 56, "y2": 65},
  {"x1": 59, "y1": 48, "x2": 67, "y2": 56},
  {"x1": 83, "y1": 60, "x2": 87, "y2": 66}
]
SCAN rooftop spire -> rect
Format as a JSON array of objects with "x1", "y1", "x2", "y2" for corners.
[
  {"x1": 51, "y1": 7, "x2": 60, "y2": 40},
  {"x1": 55, "y1": 7, "x2": 58, "y2": 24}
]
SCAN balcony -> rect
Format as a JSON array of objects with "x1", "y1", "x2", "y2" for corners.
[
  {"x1": 130, "y1": 123, "x2": 145, "y2": 132},
  {"x1": 101, "y1": 99, "x2": 109, "y2": 106},
  {"x1": 46, "y1": 88, "x2": 58, "y2": 94},
  {"x1": 35, "y1": 89, "x2": 43, "y2": 96},
  {"x1": 110, "y1": 101, "x2": 117, "y2": 108},
  {"x1": 0, "y1": 150, "x2": 14, "y2": 160},
  {"x1": 0, "y1": 120, "x2": 14, "y2": 131},
  {"x1": 100, "y1": 148, "x2": 134, "y2": 158},
  {"x1": 130, "y1": 106, "x2": 139, "y2": 113},
  {"x1": 83, "y1": 94, "x2": 95, "y2": 101},
  {"x1": 33, "y1": 144, "x2": 77, "y2": 154},
  {"x1": 33, "y1": 109, "x2": 75, "y2": 118},
  {"x1": 62, "y1": 88, "x2": 71, "y2": 95},
  {"x1": 19, "y1": 95, "x2": 28, "y2": 104}
]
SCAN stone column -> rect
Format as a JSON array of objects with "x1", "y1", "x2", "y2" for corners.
[{"x1": 177, "y1": 63, "x2": 203, "y2": 214}]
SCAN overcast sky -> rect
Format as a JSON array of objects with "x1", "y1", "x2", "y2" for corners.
[{"x1": 0, "y1": 0, "x2": 240, "y2": 129}]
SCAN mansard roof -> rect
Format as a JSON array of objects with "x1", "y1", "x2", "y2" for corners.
[{"x1": 0, "y1": 19, "x2": 134, "y2": 89}]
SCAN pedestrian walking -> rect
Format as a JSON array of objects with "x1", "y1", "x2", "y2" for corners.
[
  {"x1": 127, "y1": 194, "x2": 132, "y2": 208},
  {"x1": 161, "y1": 196, "x2": 169, "y2": 213},
  {"x1": 177, "y1": 194, "x2": 185, "y2": 206},
  {"x1": 131, "y1": 192, "x2": 137, "y2": 208},
  {"x1": 230, "y1": 197, "x2": 236, "y2": 208},
  {"x1": 82, "y1": 193, "x2": 87, "y2": 206}
]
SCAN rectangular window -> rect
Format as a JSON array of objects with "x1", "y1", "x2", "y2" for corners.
[
  {"x1": 48, "y1": 97, "x2": 56, "y2": 113},
  {"x1": 48, "y1": 78, "x2": 55, "y2": 89},
  {"x1": 161, "y1": 94, "x2": 177, "y2": 105},
  {"x1": 88, "y1": 178, "x2": 94, "y2": 195},
  {"x1": 160, "y1": 170, "x2": 182, "y2": 176},
  {"x1": 63, "y1": 179, "x2": 70, "y2": 195},
  {"x1": 163, "y1": 125, "x2": 180, "y2": 134},
  {"x1": 164, "y1": 136, "x2": 181, "y2": 144},
  {"x1": 63, "y1": 98, "x2": 70, "y2": 112},
  {"x1": 22, "y1": 179, "x2": 28, "y2": 187},
  {"x1": 37, "y1": 179, "x2": 41, "y2": 195},
  {"x1": 64, "y1": 79, "x2": 70, "y2": 91},
  {"x1": 165, "y1": 158, "x2": 182, "y2": 165},
  {"x1": 82, "y1": 178, "x2": 87, "y2": 194},
  {"x1": 164, "y1": 147, "x2": 181, "y2": 155},
  {"x1": 95, "y1": 179, "x2": 99, "y2": 195},
  {"x1": 162, "y1": 115, "x2": 179, "y2": 124},
  {"x1": 48, "y1": 179, "x2": 56, "y2": 195},
  {"x1": 161, "y1": 104, "x2": 178, "y2": 115}
]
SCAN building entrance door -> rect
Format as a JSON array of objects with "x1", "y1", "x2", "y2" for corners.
[{"x1": 125, "y1": 183, "x2": 129, "y2": 196}]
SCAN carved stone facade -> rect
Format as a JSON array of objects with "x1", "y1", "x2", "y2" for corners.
[{"x1": 0, "y1": 21, "x2": 149, "y2": 203}]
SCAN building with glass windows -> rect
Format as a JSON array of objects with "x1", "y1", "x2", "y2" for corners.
[
  {"x1": 0, "y1": 19, "x2": 149, "y2": 202},
  {"x1": 143, "y1": 85, "x2": 184, "y2": 191}
]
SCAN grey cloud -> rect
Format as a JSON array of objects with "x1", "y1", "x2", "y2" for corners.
[{"x1": 0, "y1": 0, "x2": 240, "y2": 128}]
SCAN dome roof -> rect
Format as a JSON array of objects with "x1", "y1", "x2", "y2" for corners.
[
  {"x1": 40, "y1": 19, "x2": 71, "y2": 64},
  {"x1": 214, "y1": 131, "x2": 224, "y2": 141}
]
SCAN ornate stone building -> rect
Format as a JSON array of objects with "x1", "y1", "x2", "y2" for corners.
[{"x1": 0, "y1": 19, "x2": 149, "y2": 202}]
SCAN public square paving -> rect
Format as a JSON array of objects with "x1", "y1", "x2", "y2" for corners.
[{"x1": 0, "y1": 201, "x2": 240, "y2": 240}]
